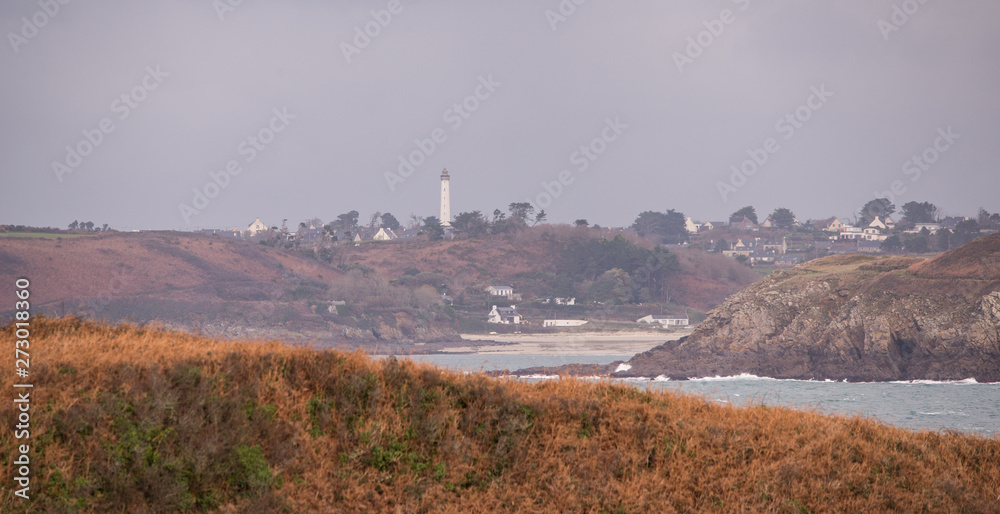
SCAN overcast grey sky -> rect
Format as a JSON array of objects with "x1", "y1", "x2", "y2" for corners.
[{"x1": 2, "y1": 0, "x2": 998, "y2": 231}]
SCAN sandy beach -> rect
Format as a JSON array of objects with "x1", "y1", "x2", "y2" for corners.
[{"x1": 446, "y1": 331, "x2": 687, "y2": 355}]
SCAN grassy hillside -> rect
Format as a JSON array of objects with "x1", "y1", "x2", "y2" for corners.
[
  {"x1": 0, "y1": 228, "x2": 758, "y2": 347},
  {"x1": 1, "y1": 317, "x2": 997, "y2": 512}
]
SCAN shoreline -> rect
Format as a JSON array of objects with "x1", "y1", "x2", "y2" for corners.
[{"x1": 438, "y1": 331, "x2": 685, "y2": 356}]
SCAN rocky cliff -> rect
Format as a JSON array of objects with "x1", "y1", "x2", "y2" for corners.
[{"x1": 619, "y1": 234, "x2": 1000, "y2": 382}]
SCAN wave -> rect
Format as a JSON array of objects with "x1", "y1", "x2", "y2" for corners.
[
  {"x1": 686, "y1": 373, "x2": 779, "y2": 382},
  {"x1": 890, "y1": 378, "x2": 986, "y2": 385}
]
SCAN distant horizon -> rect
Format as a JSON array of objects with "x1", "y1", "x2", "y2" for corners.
[{"x1": 3, "y1": 197, "x2": 991, "y2": 234}]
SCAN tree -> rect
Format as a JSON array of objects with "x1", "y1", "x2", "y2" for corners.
[
  {"x1": 68, "y1": 220, "x2": 79, "y2": 230},
  {"x1": 323, "y1": 223, "x2": 337, "y2": 242},
  {"x1": 880, "y1": 235, "x2": 903, "y2": 253},
  {"x1": 933, "y1": 228, "x2": 952, "y2": 252},
  {"x1": 630, "y1": 210, "x2": 687, "y2": 244},
  {"x1": 451, "y1": 211, "x2": 489, "y2": 237},
  {"x1": 380, "y1": 213, "x2": 401, "y2": 232},
  {"x1": 508, "y1": 202, "x2": 535, "y2": 226},
  {"x1": 901, "y1": 201, "x2": 937, "y2": 224},
  {"x1": 730, "y1": 205, "x2": 758, "y2": 224},
  {"x1": 101, "y1": 223, "x2": 109, "y2": 232},
  {"x1": 659, "y1": 209, "x2": 689, "y2": 244},
  {"x1": 421, "y1": 216, "x2": 444, "y2": 241},
  {"x1": 588, "y1": 268, "x2": 631, "y2": 305},
  {"x1": 83, "y1": 221, "x2": 94, "y2": 231},
  {"x1": 336, "y1": 210, "x2": 360, "y2": 232},
  {"x1": 574, "y1": 219, "x2": 589, "y2": 227},
  {"x1": 904, "y1": 231, "x2": 930, "y2": 253},
  {"x1": 367, "y1": 212, "x2": 381, "y2": 230},
  {"x1": 769, "y1": 208, "x2": 796, "y2": 229},
  {"x1": 533, "y1": 210, "x2": 547, "y2": 226},
  {"x1": 631, "y1": 211, "x2": 665, "y2": 238},
  {"x1": 952, "y1": 219, "x2": 981, "y2": 247},
  {"x1": 858, "y1": 198, "x2": 895, "y2": 226}
]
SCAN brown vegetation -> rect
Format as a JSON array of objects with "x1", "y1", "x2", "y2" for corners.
[
  {"x1": 0, "y1": 228, "x2": 757, "y2": 347},
  {"x1": 2, "y1": 317, "x2": 998, "y2": 512}
]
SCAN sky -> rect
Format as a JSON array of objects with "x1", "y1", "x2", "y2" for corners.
[{"x1": 1, "y1": 0, "x2": 998, "y2": 231}]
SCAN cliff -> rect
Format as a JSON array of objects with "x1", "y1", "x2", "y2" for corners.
[{"x1": 620, "y1": 234, "x2": 1000, "y2": 382}]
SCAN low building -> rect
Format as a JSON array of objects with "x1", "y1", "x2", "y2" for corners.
[
  {"x1": 701, "y1": 221, "x2": 727, "y2": 231},
  {"x1": 487, "y1": 305, "x2": 521, "y2": 324},
  {"x1": 774, "y1": 254, "x2": 805, "y2": 267},
  {"x1": 486, "y1": 286, "x2": 514, "y2": 299},
  {"x1": 857, "y1": 240, "x2": 883, "y2": 254},
  {"x1": 910, "y1": 223, "x2": 943, "y2": 234},
  {"x1": 637, "y1": 315, "x2": 689, "y2": 327},
  {"x1": 729, "y1": 216, "x2": 757, "y2": 231},
  {"x1": 542, "y1": 320, "x2": 588, "y2": 327}
]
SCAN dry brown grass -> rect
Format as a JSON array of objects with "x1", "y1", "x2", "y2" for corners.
[{"x1": 2, "y1": 317, "x2": 998, "y2": 512}]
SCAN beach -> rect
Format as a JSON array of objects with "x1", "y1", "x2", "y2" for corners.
[{"x1": 446, "y1": 331, "x2": 686, "y2": 355}]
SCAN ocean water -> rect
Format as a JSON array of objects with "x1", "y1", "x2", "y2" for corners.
[{"x1": 396, "y1": 354, "x2": 1000, "y2": 436}]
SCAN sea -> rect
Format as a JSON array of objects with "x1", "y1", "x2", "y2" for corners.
[{"x1": 394, "y1": 353, "x2": 1000, "y2": 437}]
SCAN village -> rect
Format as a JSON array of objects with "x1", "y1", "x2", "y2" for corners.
[{"x1": 176, "y1": 188, "x2": 998, "y2": 333}]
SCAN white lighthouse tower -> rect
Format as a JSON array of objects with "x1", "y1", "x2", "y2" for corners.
[{"x1": 440, "y1": 168, "x2": 451, "y2": 226}]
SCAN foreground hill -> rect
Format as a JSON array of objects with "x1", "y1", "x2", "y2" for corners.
[
  {"x1": 619, "y1": 234, "x2": 1000, "y2": 382},
  {"x1": 1, "y1": 318, "x2": 998, "y2": 511}
]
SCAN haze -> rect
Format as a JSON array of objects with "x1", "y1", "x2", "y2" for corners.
[{"x1": 2, "y1": 0, "x2": 998, "y2": 231}]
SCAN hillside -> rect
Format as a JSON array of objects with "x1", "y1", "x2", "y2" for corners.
[
  {"x1": 0, "y1": 229, "x2": 758, "y2": 349},
  {"x1": 2, "y1": 317, "x2": 998, "y2": 511},
  {"x1": 332, "y1": 226, "x2": 758, "y2": 312},
  {"x1": 617, "y1": 234, "x2": 1000, "y2": 382}
]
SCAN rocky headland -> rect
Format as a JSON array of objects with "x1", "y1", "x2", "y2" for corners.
[{"x1": 563, "y1": 234, "x2": 1000, "y2": 382}]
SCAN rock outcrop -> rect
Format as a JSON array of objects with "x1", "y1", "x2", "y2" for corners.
[{"x1": 619, "y1": 235, "x2": 1000, "y2": 382}]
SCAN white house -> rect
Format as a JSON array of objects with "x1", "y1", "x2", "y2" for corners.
[
  {"x1": 911, "y1": 223, "x2": 943, "y2": 234},
  {"x1": 486, "y1": 286, "x2": 514, "y2": 299},
  {"x1": 838, "y1": 227, "x2": 865, "y2": 240},
  {"x1": 372, "y1": 228, "x2": 397, "y2": 241},
  {"x1": 487, "y1": 305, "x2": 521, "y2": 324},
  {"x1": 543, "y1": 320, "x2": 588, "y2": 327},
  {"x1": 637, "y1": 315, "x2": 689, "y2": 327},
  {"x1": 684, "y1": 217, "x2": 701, "y2": 234},
  {"x1": 862, "y1": 228, "x2": 888, "y2": 241},
  {"x1": 246, "y1": 217, "x2": 268, "y2": 237}
]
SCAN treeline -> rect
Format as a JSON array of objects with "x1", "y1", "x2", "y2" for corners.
[
  {"x1": 447, "y1": 202, "x2": 550, "y2": 239},
  {"x1": 558, "y1": 235, "x2": 679, "y2": 304},
  {"x1": 0, "y1": 225, "x2": 61, "y2": 234},
  {"x1": 68, "y1": 220, "x2": 112, "y2": 232}
]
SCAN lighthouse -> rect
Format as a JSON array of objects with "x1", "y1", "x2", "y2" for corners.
[{"x1": 440, "y1": 168, "x2": 451, "y2": 226}]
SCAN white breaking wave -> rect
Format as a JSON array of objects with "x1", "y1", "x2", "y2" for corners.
[
  {"x1": 687, "y1": 373, "x2": 778, "y2": 382},
  {"x1": 614, "y1": 363, "x2": 632, "y2": 373},
  {"x1": 890, "y1": 378, "x2": 983, "y2": 385}
]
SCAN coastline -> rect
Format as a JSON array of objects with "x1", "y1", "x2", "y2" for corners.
[{"x1": 444, "y1": 331, "x2": 685, "y2": 356}]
